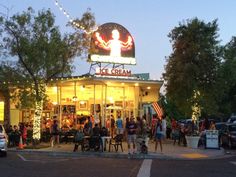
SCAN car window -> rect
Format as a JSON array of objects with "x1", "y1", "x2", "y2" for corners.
[
  {"x1": 229, "y1": 125, "x2": 236, "y2": 132},
  {"x1": 215, "y1": 124, "x2": 223, "y2": 130},
  {"x1": 228, "y1": 117, "x2": 236, "y2": 123}
]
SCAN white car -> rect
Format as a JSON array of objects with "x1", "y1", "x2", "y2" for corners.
[{"x1": 0, "y1": 124, "x2": 8, "y2": 156}]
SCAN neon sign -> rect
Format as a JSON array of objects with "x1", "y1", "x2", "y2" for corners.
[{"x1": 88, "y1": 23, "x2": 136, "y2": 65}]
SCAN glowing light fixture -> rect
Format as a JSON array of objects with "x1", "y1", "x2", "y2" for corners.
[
  {"x1": 80, "y1": 85, "x2": 85, "y2": 91},
  {"x1": 53, "y1": 86, "x2": 57, "y2": 93},
  {"x1": 147, "y1": 86, "x2": 151, "y2": 90},
  {"x1": 53, "y1": 0, "x2": 98, "y2": 34},
  {"x1": 73, "y1": 82, "x2": 78, "y2": 102},
  {"x1": 135, "y1": 83, "x2": 139, "y2": 86},
  {"x1": 108, "y1": 97, "x2": 114, "y2": 103},
  {"x1": 52, "y1": 102, "x2": 58, "y2": 105},
  {"x1": 79, "y1": 100, "x2": 85, "y2": 105},
  {"x1": 72, "y1": 96, "x2": 78, "y2": 102}
]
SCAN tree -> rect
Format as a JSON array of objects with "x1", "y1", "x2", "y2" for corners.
[
  {"x1": 0, "y1": 7, "x2": 96, "y2": 142},
  {"x1": 158, "y1": 94, "x2": 184, "y2": 121},
  {"x1": 218, "y1": 37, "x2": 236, "y2": 116},
  {"x1": 163, "y1": 18, "x2": 222, "y2": 118},
  {"x1": 0, "y1": 66, "x2": 11, "y2": 127}
]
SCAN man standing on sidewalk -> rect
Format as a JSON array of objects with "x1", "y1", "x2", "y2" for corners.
[
  {"x1": 126, "y1": 117, "x2": 137, "y2": 155},
  {"x1": 50, "y1": 119, "x2": 60, "y2": 147},
  {"x1": 116, "y1": 115, "x2": 123, "y2": 135}
]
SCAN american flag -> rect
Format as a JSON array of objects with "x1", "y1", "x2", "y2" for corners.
[{"x1": 152, "y1": 102, "x2": 163, "y2": 118}]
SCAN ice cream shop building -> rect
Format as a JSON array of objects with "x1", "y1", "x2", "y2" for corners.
[{"x1": 0, "y1": 23, "x2": 163, "y2": 128}]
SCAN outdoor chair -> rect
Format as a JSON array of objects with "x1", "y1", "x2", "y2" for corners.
[{"x1": 109, "y1": 134, "x2": 123, "y2": 152}]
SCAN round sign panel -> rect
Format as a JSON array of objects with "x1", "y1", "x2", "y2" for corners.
[{"x1": 88, "y1": 23, "x2": 136, "y2": 65}]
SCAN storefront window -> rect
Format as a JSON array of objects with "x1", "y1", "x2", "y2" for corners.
[
  {"x1": 104, "y1": 86, "x2": 136, "y2": 120},
  {"x1": 61, "y1": 84, "x2": 74, "y2": 104},
  {"x1": 46, "y1": 86, "x2": 58, "y2": 104},
  {"x1": 0, "y1": 101, "x2": 4, "y2": 122},
  {"x1": 124, "y1": 86, "x2": 135, "y2": 118}
]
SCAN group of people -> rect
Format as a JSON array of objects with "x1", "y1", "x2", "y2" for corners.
[
  {"x1": 170, "y1": 117, "x2": 217, "y2": 146},
  {"x1": 71, "y1": 114, "x2": 150, "y2": 154},
  {"x1": 5, "y1": 122, "x2": 33, "y2": 147}
]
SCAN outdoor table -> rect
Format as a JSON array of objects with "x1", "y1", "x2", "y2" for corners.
[{"x1": 101, "y1": 136, "x2": 111, "y2": 152}]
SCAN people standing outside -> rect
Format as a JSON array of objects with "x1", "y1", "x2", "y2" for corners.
[
  {"x1": 92, "y1": 123, "x2": 101, "y2": 137},
  {"x1": 83, "y1": 118, "x2": 92, "y2": 136},
  {"x1": 136, "y1": 117, "x2": 143, "y2": 136},
  {"x1": 161, "y1": 115, "x2": 167, "y2": 139},
  {"x1": 126, "y1": 117, "x2": 137, "y2": 155},
  {"x1": 151, "y1": 115, "x2": 158, "y2": 141},
  {"x1": 154, "y1": 118, "x2": 164, "y2": 152},
  {"x1": 123, "y1": 117, "x2": 130, "y2": 141},
  {"x1": 110, "y1": 115, "x2": 115, "y2": 138},
  {"x1": 13, "y1": 125, "x2": 20, "y2": 146},
  {"x1": 50, "y1": 120, "x2": 60, "y2": 147},
  {"x1": 116, "y1": 115, "x2": 123, "y2": 135},
  {"x1": 209, "y1": 120, "x2": 216, "y2": 130},
  {"x1": 105, "y1": 116, "x2": 110, "y2": 133},
  {"x1": 171, "y1": 118, "x2": 180, "y2": 145},
  {"x1": 73, "y1": 125, "x2": 84, "y2": 152},
  {"x1": 6, "y1": 125, "x2": 14, "y2": 147},
  {"x1": 22, "y1": 123, "x2": 27, "y2": 146}
]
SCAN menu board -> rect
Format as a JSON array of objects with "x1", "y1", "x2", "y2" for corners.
[{"x1": 205, "y1": 130, "x2": 219, "y2": 149}]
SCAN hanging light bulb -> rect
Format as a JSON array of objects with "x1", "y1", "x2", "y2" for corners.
[
  {"x1": 72, "y1": 81, "x2": 78, "y2": 102},
  {"x1": 72, "y1": 96, "x2": 78, "y2": 102}
]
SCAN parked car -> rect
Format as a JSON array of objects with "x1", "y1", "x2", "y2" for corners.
[
  {"x1": 227, "y1": 116, "x2": 236, "y2": 123},
  {"x1": 215, "y1": 122, "x2": 226, "y2": 136},
  {"x1": 220, "y1": 123, "x2": 236, "y2": 148},
  {"x1": 215, "y1": 122, "x2": 226, "y2": 146},
  {"x1": 0, "y1": 124, "x2": 8, "y2": 156}
]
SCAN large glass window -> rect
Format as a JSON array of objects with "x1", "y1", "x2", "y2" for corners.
[
  {"x1": 46, "y1": 86, "x2": 58, "y2": 104},
  {"x1": 0, "y1": 101, "x2": 4, "y2": 122},
  {"x1": 61, "y1": 84, "x2": 74, "y2": 105}
]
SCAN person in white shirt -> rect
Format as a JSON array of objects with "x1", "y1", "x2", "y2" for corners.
[{"x1": 161, "y1": 115, "x2": 167, "y2": 139}]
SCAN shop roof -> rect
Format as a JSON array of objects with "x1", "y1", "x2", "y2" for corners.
[{"x1": 48, "y1": 74, "x2": 163, "y2": 88}]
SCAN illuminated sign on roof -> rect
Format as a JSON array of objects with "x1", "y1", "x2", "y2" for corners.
[
  {"x1": 95, "y1": 68, "x2": 132, "y2": 77},
  {"x1": 88, "y1": 23, "x2": 136, "y2": 65}
]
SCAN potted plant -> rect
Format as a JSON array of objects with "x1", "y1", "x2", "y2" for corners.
[{"x1": 185, "y1": 129, "x2": 200, "y2": 149}]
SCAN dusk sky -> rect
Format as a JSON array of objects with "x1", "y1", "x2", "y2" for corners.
[{"x1": 1, "y1": 0, "x2": 236, "y2": 80}]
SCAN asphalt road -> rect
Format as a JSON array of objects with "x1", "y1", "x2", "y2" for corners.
[{"x1": 0, "y1": 152, "x2": 236, "y2": 177}]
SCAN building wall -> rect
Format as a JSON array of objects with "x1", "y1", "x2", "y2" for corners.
[
  {"x1": 7, "y1": 78, "x2": 162, "y2": 128},
  {"x1": 10, "y1": 109, "x2": 20, "y2": 126}
]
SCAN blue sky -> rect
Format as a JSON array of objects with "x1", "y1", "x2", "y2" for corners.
[{"x1": 1, "y1": 0, "x2": 236, "y2": 80}]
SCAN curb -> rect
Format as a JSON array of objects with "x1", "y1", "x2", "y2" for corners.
[
  {"x1": 8, "y1": 149, "x2": 169, "y2": 159},
  {"x1": 8, "y1": 148, "x2": 228, "y2": 160}
]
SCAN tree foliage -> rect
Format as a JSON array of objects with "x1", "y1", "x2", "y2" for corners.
[
  {"x1": 0, "y1": 7, "x2": 96, "y2": 106},
  {"x1": 0, "y1": 7, "x2": 96, "y2": 139},
  {"x1": 163, "y1": 18, "x2": 222, "y2": 118},
  {"x1": 218, "y1": 37, "x2": 236, "y2": 116}
]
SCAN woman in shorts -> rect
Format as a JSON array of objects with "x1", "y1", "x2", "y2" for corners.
[{"x1": 154, "y1": 118, "x2": 163, "y2": 152}]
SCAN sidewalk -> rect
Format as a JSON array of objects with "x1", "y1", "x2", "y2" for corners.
[{"x1": 8, "y1": 139, "x2": 226, "y2": 160}]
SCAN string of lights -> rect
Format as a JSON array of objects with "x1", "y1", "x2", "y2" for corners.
[
  {"x1": 53, "y1": 0, "x2": 98, "y2": 34},
  {"x1": 0, "y1": 75, "x2": 151, "y2": 85}
]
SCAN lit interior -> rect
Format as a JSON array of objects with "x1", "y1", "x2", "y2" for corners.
[{"x1": 0, "y1": 101, "x2": 4, "y2": 122}]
